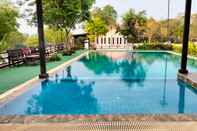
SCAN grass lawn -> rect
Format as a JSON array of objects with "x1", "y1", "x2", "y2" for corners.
[{"x1": 0, "y1": 50, "x2": 86, "y2": 94}]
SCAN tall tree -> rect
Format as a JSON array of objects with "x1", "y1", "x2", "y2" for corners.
[
  {"x1": 146, "y1": 18, "x2": 160, "y2": 43},
  {"x1": 120, "y1": 9, "x2": 147, "y2": 43},
  {"x1": 85, "y1": 17, "x2": 108, "y2": 42},
  {"x1": 0, "y1": 1, "x2": 20, "y2": 52},
  {"x1": 20, "y1": 0, "x2": 95, "y2": 50},
  {"x1": 0, "y1": 1, "x2": 19, "y2": 41},
  {"x1": 190, "y1": 14, "x2": 197, "y2": 40},
  {"x1": 92, "y1": 5, "x2": 117, "y2": 27}
]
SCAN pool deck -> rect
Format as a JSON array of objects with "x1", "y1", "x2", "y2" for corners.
[
  {"x1": 0, "y1": 122, "x2": 197, "y2": 131},
  {"x1": 178, "y1": 72, "x2": 197, "y2": 89},
  {"x1": 0, "y1": 115, "x2": 197, "y2": 131}
]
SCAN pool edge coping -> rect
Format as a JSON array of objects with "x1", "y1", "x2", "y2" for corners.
[{"x1": 0, "y1": 115, "x2": 197, "y2": 124}]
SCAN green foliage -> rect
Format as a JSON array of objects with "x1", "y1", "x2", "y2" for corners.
[
  {"x1": 172, "y1": 43, "x2": 197, "y2": 56},
  {"x1": 25, "y1": 35, "x2": 38, "y2": 47},
  {"x1": 92, "y1": 5, "x2": 117, "y2": 26},
  {"x1": 136, "y1": 43, "x2": 173, "y2": 50},
  {"x1": 20, "y1": 0, "x2": 95, "y2": 50},
  {"x1": 25, "y1": 28, "x2": 67, "y2": 47},
  {"x1": 120, "y1": 9, "x2": 147, "y2": 43},
  {"x1": 190, "y1": 14, "x2": 197, "y2": 39},
  {"x1": 85, "y1": 17, "x2": 108, "y2": 42},
  {"x1": 0, "y1": 1, "x2": 21, "y2": 52},
  {"x1": 62, "y1": 50, "x2": 73, "y2": 56},
  {"x1": 48, "y1": 53, "x2": 62, "y2": 62},
  {"x1": 45, "y1": 28, "x2": 66, "y2": 44},
  {"x1": 0, "y1": 2, "x2": 19, "y2": 41}
]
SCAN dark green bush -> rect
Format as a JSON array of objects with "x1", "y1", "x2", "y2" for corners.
[
  {"x1": 49, "y1": 53, "x2": 62, "y2": 62},
  {"x1": 136, "y1": 43, "x2": 173, "y2": 50},
  {"x1": 62, "y1": 50, "x2": 72, "y2": 56}
]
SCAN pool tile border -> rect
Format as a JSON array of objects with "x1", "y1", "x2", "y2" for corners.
[{"x1": 0, "y1": 115, "x2": 197, "y2": 124}]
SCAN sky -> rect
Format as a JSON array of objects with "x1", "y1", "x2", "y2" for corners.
[
  {"x1": 95, "y1": 0, "x2": 197, "y2": 20},
  {"x1": 14, "y1": 0, "x2": 197, "y2": 35}
]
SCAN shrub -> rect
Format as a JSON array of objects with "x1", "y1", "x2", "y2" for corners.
[
  {"x1": 172, "y1": 44, "x2": 182, "y2": 53},
  {"x1": 49, "y1": 53, "x2": 62, "y2": 62},
  {"x1": 136, "y1": 43, "x2": 173, "y2": 50},
  {"x1": 62, "y1": 50, "x2": 72, "y2": 56},
  {"x1": 172, "y1": 42, "x2": 197, "y2": 56}
]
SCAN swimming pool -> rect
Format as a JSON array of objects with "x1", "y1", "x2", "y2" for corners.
[{"x1": 1, "y1": 51, "x2": 197, "y2": 115}]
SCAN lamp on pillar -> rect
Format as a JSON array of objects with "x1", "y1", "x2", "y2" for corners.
[
  {"x1": 36, "y1": 0, "x2": 48, "y2": 79},
  {"x1": 179, "y1": 0, "x2": 192, "y2": 74}
]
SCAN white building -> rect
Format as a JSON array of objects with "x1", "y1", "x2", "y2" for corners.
[{"x1": 93, "y1": 29, "x2": 132, "y2": 49}]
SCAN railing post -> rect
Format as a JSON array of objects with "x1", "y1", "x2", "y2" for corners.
[
  {"x1": 36, "y1": 0, "x2": 48, "y2": 79},
  {"x1": 179, "y1": 0, "x2": 192, "y2": 74}
]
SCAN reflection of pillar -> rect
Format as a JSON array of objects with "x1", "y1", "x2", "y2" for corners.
[
  {"x1": 160, "y1": 56, "x2": 168, "y2": 107},
  {"x1": 178, "y1": 81, "x2": 186, "y2": 114},
  {"x1": 41, "y1": 80, "x2": 48, "y2": 89},
  {"x1": 67, "y1": 66, "x2": 72, "y2": 78}
]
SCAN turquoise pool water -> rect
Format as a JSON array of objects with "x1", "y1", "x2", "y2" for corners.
[{"x1": 1, "y1": 51, "x2": 197, "y2": 115}]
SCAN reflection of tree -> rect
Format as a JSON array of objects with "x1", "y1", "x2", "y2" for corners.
[
  {"x1": 81, "y1": 52, "x2": 147, "y2": 87},
  {"x1": 26, "y1": 67, "x2": 98, "y2": 115},
  {"x1": 137, "y1": 52, "x2": 168, "y2": 65},
  {"x1": 80, "y1": 52, "x2": 119, "y2": 74},
  {"x1": 119, "y1": 59, "x2": 146, "y2": 87}
]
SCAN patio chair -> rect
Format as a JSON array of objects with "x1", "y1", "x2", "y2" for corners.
[
  {"x1": 21, "y1": 48, "x2": 40, "y2": 64},
  {"x1": 7, "y1": 49, "x2": 23, "y2": 66}
]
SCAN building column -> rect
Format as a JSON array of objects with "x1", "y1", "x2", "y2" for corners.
[
  {"x1": 36, "y1": 0, "x2": 48, "y2": 79},
  {"x1": 179, "y1": 0, "x2": 192, "y2": 74}
]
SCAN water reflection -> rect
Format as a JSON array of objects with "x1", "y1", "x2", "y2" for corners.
[
  {"x1": 178, "y1": 80, "x2": 186, "y2": 114},
  {"x1": 26, "y1": 66, "x2": 98, "y2": 115},
  {"x1": 81, "y1": 52, "x2": 147, "y2": 87},
  {"x1": 160, "y1": 56, "x2": 168, "y2": 107}
]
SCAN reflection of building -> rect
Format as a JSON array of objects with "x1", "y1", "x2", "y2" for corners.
[
  {"x1": 93, "y1": 29, "x2": 132, "y2": 49},
  {"x1": 100, "y1": 51, "x2": 135, "y2": 61}
]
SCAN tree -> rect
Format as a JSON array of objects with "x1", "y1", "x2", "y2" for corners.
[
  {"x1": 190, "y1": 14, "x2": 197, "y2": 40},
  {"x1": 92, "y1": 5, "x2": 117, "y2": 27},
  {"x1": 25, "y1": 35, "x2": 38, "y2": 47},
  {"x1": 146, "y1": 18, "x2": 161, "y2": 43},
  {"x1": 3, "y1": 31, "x2": 26, "y2": 48},
  {"x1": 20, "y1": 0, "x2": 95, "y2": 50},
  {"x1": 0, "y1": 1, "x2": 20, "y2": 51},
  {"x1": 85, "y1": 17, "x2": 108, "y2": 42},
  {"x1": 45, "y1": 28, "x2": 66, "y2": 44},
  {"x1": 120, "y1": 9, "x2": 147, "y2": 43},
  {"x1": 0, "y1": 1, "x2": 19, "y2": 41}
]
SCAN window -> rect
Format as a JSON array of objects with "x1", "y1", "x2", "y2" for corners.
[
  {"x1": 117, "y1": 38, "x2": 119, "y2": 44},
  {"x1": 96, "y1": 38, "x2": 99, "y2": 44},
  {"x1": 112, "y1": 38, "x2": 114, "y2": 44},
  {"x1": 124, "y1": 38, "x2": 127, "y2": 44},
  {"x1": 120, "y1": 38, "x2": 122, "y2": 44},
  {"x1": 101, "y1": 37, "x2": 103, "y2": 44},
  {"x1": 108, "y1": 38, "x2": 111, "y2": 44},
  {"x1": 104, "y1": 37, "x2": 106, "y2": 44}
]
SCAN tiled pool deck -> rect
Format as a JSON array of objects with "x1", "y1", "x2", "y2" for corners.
[
  {"x1": 0, "y1": 116, "x2": 197, "y2": 131},
  {"x1": 178, "y1": 73, "x2": 197, "y2": 89},
  {"x1": 0, "y1": 121, "x2": 197, "y2": 131}
]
